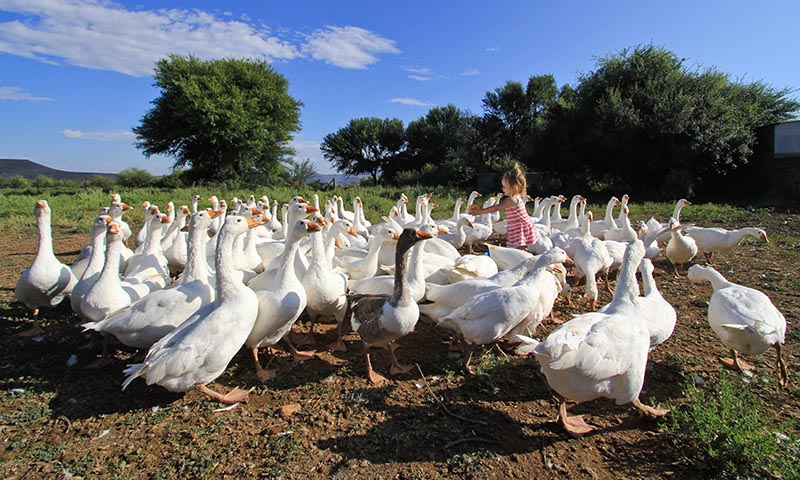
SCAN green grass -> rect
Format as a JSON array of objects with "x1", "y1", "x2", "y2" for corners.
[{"x1": 661, "y1": 370, "x2": 799, "y2": 479}]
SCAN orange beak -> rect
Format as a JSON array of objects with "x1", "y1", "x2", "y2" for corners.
[
  {"x1": 392, "y1": 232, "x2": 400, "y2": 240},
  {"x1": 207, "y1": 209, "x2": 222, "y2": 219},
  {"x1": 108, "y1": 223, "x2": 120, "y2": 235},
  {"x1": 122, "y1": 203, "x2": 133, "y2": 211},
  {"x1": 35, "y1": 199, "x2": 47, "y2": 209},
  {"x1": 348, "y1": 226, "x2": 359, "y2": 238},
  {"x1": 417, "y1": 230, "x2": 434, "y2": 239},
  {"x1": 305, "y1": 204, "x2": 319, "y2": 214},
  {"x1": 306, "y1": 221, "x2": 321, "y2": 233},
  {"x1": 180, "y1": 225, "x2": 189, "y2": 232},
  {"x1": 246, "y1": 217, "x2": 262, "y2": 229},
  {"x1": 251, "y1": 208, "x2": 263, "y2": 216}
]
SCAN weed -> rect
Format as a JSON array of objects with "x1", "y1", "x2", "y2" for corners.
[
  {"x1": 259, "y1": 433, "x2": 297, "y2": 478},
  {"x1": 446, "y1": 449, "x2": 497, "y2": 479},
  {"x1": 0, "y1": 402, "x2": 51, "y2": 427},
  {"x1": 30, "y1": 442, "x2": 64, "y2": 463},
  {"x1": 661, "y1": 370, "x2": 800, "y2": 479}
]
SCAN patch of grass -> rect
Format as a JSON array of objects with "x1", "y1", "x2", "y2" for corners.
[
  {"x1": 0, "y1": 401, "x2": 51, "y2": 427},
  {"x1": 259, "y1": 433, "x2": 298, "y2": 478},
  {"x1": 446, "y1": 449, "x2": 497, "y2": 478},
  {"x1": 662, "y1": 370, "x2": 800, "y2": 479}
]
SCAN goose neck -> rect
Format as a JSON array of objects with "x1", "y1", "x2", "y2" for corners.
[
  {"x1": 390, "y1": 240, "x2": 414, "y2": 306},
  {"x1": 214, "y1": 228, "x2": 244, "y2": 300},
  {"x1": 36, "y1": 213, "x2": 54, "y2": 256},
  {"x1": 183, "y1": 220, "x2": 209, "y2": 282}
]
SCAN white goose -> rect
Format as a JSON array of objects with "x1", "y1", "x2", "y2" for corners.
[
  {"x1": 123, "y1": 212, "x2": 171, "y2": 289},
  {"x1": 71, "y1": 215, "x2": 112, "y2": 319},
  {"x1": 647, "y1": 198, "x2": 691, "y2": 246},
  {"x1": 569, "y1": 212, "x2": 613, "y2": 310},
  {"x1": 665, "y1": 218, "x2": 698, "y2": 277},
  {"x1": 589, "y1": 196, "x2": 620, "y2": 239},
  {"x1": 133, "y1": 201, "x2": 151, "y2": 249},
  {"x1": 438, "y1": 216, "x2": 472, "y2": 249},
  {"x1": 687, "y1": 265, "x2": 787, "y2": 387},
  {"x1": 551, "y1": 195, "x2": 585, "y2": 233},
  {"x1": 336, "y1": 228, "x2": 399, "y2": 280},
  {"x1": 685, "y1": 226, "x2": 768, "y2": 263},
  {"x1": 14, "y1": 200, "x2": 78, "y2": 335},
  {"x1": 163, "y1": 205, "x2": 191, "y2": 277},
  {"x1": 301, "y1": 219, "x2": 349, "y2": 352},
  {"x1": 603, "y1": 205, "x2": 637, "y2": 242},
  {"x1": 83, "y1": 210, "x2": 218, "y2": 349},
  {"x1": 350, "y1": 227, "x2": 434, "y2": 385},
  {"x1": 436, "y1": 247, "x2": 569, "y2": 374},
  {"x1": 246, "y1": 219, "x2": 320, "y2": 381},
  {"x1": 121, "y1": 214, "x2": 262, "y2": 404},
  {"x1": 522, "y1": 240, "x2": 669, "y2": 437}
]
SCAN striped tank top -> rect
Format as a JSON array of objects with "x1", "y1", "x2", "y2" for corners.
[{"x1": 506, "y1": 195, "x2": 538, "y2": 248}]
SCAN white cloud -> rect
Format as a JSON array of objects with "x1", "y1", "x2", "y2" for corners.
[
  {"x1": 62, "y1": 129, "x2": 136, "y2": 142},
  {"x1": 403, "y1": 67, "x2": 432, "y2": 75},
  {"x1": 389, "y1": 97, "x2": 432, "y2": 107},
  {"x1": 0, "y1": 1, "x2": 399, "y2": 76},
  {"x1": 290, "y1": 138, "x2": 322, "y2": 159},
  {"x1": 407, "y1": 75, "x2": 431, "y2": 81},
  {"x1": 0, "y1": 85, "x2": 54, "y2": 101},
  {"x1": 485, "y1": 47, "x2": 498, "y2": 52},
  {"x1": 303, "y1": 25, "x2": 399, "y2": 69},
  {"x1": 461, "y1": 69, "x2": 480, "y2": 76}
]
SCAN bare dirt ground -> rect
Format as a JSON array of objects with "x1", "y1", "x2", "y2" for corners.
[{"x1": 1, "y1": 211, "x2": 798, "y2": 479}]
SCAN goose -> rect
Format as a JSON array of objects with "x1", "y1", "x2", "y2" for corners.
[
  {"x1": 81, "y1": 221, "x2": 155, "y2": 324},
  {"x1": 647, "y1": 198, "x2": 691, "y2": 246},
  {"x1": 123, "y1": 212, "x2": 171, "y2": 289},
  {"x1": 521, "y1": 240, "x2": 669, "y2": 437},
  {"x1": 436, "y1": 247, "x2": 569, "y2": 374},
  {"x1": 301, "y1": 220, "x2": 349, "y2": 351},
  {"x1": 109, "y1": 194, "x2": 133, "y2": 242},
  {"x1": 437, "y1": 197, "x2": 464, "y2": 230},
  {"x1": 504, "y1": 251, "x2": 569, "y2": 340},
  {"x1": 665, "y1": 219, "x2": 698, "y2": 277},
  {"x1": 83, "y1": 209, "x2": 218, "y2": 349},
  {"x1": 350, "y1": 227, "x2": 434, "y2": 385},
  {"x1": 395, "y1": 193, "x2": 415, "y2": 225},
  {"x1": 335, "y1": 228, "x2": 399, "y2": 280},
  {"x1": 257, "y1": 201, "x2": 318, "y2": 271},
  {"x1": 160, "y1": 204, "x2": 188, "y2": 252},
  {"x1": 551, "y1": 195, "x2": 585, "y2": 233},
  {"x1": 603, "y1": 205, "x2": 637, "y2": 242},
  {"x1": 246, "y1": 219, "x2": 320, "y2": 381},
  {"x1": 71, "y1": 215, "x2": 112, "y2": 319},
  {"x1": 121, "y1": 214, "x2": 262, "y2": 404},
  {"x1": 420, "y1": 255, "x2": 540, "y2": 320},
  {"x1": 635, "y1": 258, "x2": 676, "y2": 350},
  {"x1": 14, "y1": 200, "x2": 78, "y2": 335},
  {"x1": 72, "y1": 200, "x2": 133, "y2": 279},
  {"x1": 589, "y1": 196, "x2": 621, "y2": 239},
  {"x1": 190, "y1": 194, "x2": 202, "y2": 214},
  {"x1": 464, "y1": 210, "x2": 493, "y2": 254},
  {"x1": 207, "y1": 196, "x2": 223, "y2": 236},
  {"x1": 336, "y1": 195, "x2": 355, "y2": 222},
  {"x1": 568, "y1": 212, "x2": 612, "y2": 310},
  {"x1": 348, "y1": 224, "x2": 436, "y2": 302},
  {"x1": 133, "y1": 201, "x2": 151, "y2": 249},
  {"x1": 684, "y1": 226, "x2": 768, "y2": 263},
  {"x1": 687, "y1": 265, "x2": 787, "y2": 387},
  {"x1": 163, "y1": 205, "x2": 191, "y2": 277},
  {"x1": 442, "y1": 254, "x2": 499, "y2": 283},
  {"x1": 438, "y1": 216, "x2": 472, "y2": 249},
  {"x1": 486, "y1": 244, "x2": 533, "y2": 271}
]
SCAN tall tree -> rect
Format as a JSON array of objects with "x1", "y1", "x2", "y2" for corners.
[
  {"x1": 134, "y1": 55, "x2": 302, "y2": 184},
  {"x1": 321, "y1": 117, "x2": 406, "y2": 185}
]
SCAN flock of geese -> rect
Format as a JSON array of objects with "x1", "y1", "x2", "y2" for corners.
[{"x1": 13, "y1": 191, "x2": 787, "y2": 436}]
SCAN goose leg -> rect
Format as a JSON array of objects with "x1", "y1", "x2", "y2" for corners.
[
  {"x1": 703, "y1": 252, "x2": 713, "y2": 264},
  {"x1": 463, "y1": 343, "x2": 477, "y2": 376},
  {"x1": 602, "y1": 271, "x2": 613, "y2": 294},
  {"x1": 720, "y1": 349, "x2": 754, "y2": 371},
  {"x1": 632, "y1": 398, "x2": 670, "y2": 418},
  {"x1": 325, "y1": 322, "x2": 348, "y2": 352},
  {"x1": 283, "y1": 336, "x2": 316, "y2": 363},
  {"x1": 251, "y1": 347, "x2": 276, "y2": 382},
  {"x1": 556, "y1": 400, "x2": 594, "y2": 437},
  {"x1": 387, "y1": 342, "x2": 412, "y2": 375},
  {"x1": 84, "y1": 335, "x2": 115, "y2": 369},
  {"x1": 18, "y1": 308, "x2": 44, "y2": 337},
  {"x1": 364, "y1": 344, "x2": 387, "y2": 386},
  {"x1": 775, "y1": 343, "x2": 789, "y2": 388},
  {"x1": 196, "y1": 384, "x2": 252, "y2": 404}
]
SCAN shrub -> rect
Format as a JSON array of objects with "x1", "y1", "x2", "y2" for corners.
[
  {"x1": 662, "y1": 370, "x2": 799, "y2": 479},
  {"x1": 86, "y1": 175, "x2": 116, "y2": 191},
  {"x1": 118, "y1": 168, "x2": 157, "y2": 188},
  {"x1": 6, "y1": 175, "x2": 31, "y2": 189},
  {"x1": 34, "y1": 175, "x2": 56, "y2": 189}
]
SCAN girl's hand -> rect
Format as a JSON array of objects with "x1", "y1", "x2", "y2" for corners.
[{"x1": 468, "y1": 205, "x2": 480, "y2": 215}]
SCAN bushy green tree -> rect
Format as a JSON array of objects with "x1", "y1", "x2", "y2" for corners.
[
  {"x1": 118, "y1": 167, "x2": 157, "y2": 188},
  {"x1": 285, "y1": 158, "x2": 318, "y2": 186},
  {"x1": 321, "y1": 117, "x2": 405, "y2": 186},
  {"x1": 544, "y1": 44, "x2": 799, "y2": 198},
  {"x1": 134, "y1": 55, "x2": 302, "y2": 184}
]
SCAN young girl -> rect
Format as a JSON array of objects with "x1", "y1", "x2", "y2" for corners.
[{"x1": 468, "y1": 163, "x2": 538, "y2": 249}]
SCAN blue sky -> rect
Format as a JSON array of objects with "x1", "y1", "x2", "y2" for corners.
[{"x1": 1, "y1": 0, "x2": 798, "y2": 175}]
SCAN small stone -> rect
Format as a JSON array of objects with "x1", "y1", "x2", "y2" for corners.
[{"x1": 280, "y1": 403, "x2": 302, "y2": 418}]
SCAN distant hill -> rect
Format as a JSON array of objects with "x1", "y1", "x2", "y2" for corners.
[{"x1": 0, "y1": 159, "x2": 118, "y2": 181}]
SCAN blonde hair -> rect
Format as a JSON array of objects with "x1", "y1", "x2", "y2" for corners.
[{"x1": 502, "y1": 162, "x2": 527, "y2": 196}]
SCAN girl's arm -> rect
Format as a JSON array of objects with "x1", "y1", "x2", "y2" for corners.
[{"x1": 468, "y1": 196, "x2": 515, "y2": 216}]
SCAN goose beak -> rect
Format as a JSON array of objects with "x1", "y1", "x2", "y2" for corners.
[
  {"x1": 150, "y1": 206, "x2": 160, "y2": 214},
  {"x1": 684, "y1": 199, "x2": 692, "y2": 206},
  {"x1": 262, "y1": 214, "x2": 271, "y2": 223},
  {"x1": 180, "y1": 225, "x2": 189, "y2": 232},
  {"x1": 245, "y1": 217, "x2": 262, "y2": 229},
  {"x1": 108, "y1": 223, "x2": 120, "y2": 235},
  {"x1": 417, "y1": 229, "x2": 434, "y2": 239},
  {"x1": 761, "y1": 232, "x2": 769, "y2": 243},
  {"x1": 306, "y1": 221, "x2": 321, "y2": 233},
  {"x1": 104, "y1": 216, "x2": 113, "y2": 224},
  {"x1": 392, "y1": 232, "x2": 400, "y2": 240},
  {"x1": 121, "y1": 203, "x2": 133, "y2": 211},
  {"x1": 160, "y1": 214, "x2": 171, "y2": 224},
  {"x1": 35, "y1": 199, "x2": 47, "y2": 209},
  {"x1": 467, "y1": 220, "x2": 474, "y2": 228},
  {"x1": 348, "y1": 226, "x2": 359, "y2": 238},
  {"x1": 305, "y1": 204, "x2": 319, "y2": 214},
  {"x1": 564, "y1": 256, "x2": 575, "y2": 267},
  {"x1": 335, "y1": 238, "x2": 342, "y2": 249},
  {"x1": 475, "y1": 192, "x2": 482, "y2": 197},
  {"x1": 251, "y1": 208, "x2": 263, "y2": 216},
  {"x1": 207, "y1": 209, "x2": 222, "y2": 218},
  {"x1": 181, "y1": 206, "x2": 190, "y2": 214},
  {"x1": 296, "y1": 196, "x2": 307, "y2": 203},
  {"x1": 436, "y1": 225, "x2": 448, "y2": 235}
]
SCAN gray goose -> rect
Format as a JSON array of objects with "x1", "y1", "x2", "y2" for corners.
[{"x1": 350, "y1": 227, "x2": 433, "y2": 385}]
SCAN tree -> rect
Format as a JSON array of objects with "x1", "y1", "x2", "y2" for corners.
[
  {"x1": 134, "y1": 55, "x2": 302, "y2": 184},
  {"x1": 118, "y1": 168, "x2": 157, "y2": 188},
  {"x1": 321, "y1": 117, "x2": 406, "y2": 186},
  {"x1": 285, "y1": 158, "x2": 318, "y2": 186},
  {"x1": 543, "y1": 44, "x2": 799, "y2": 198}
]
